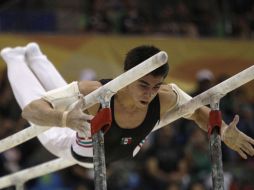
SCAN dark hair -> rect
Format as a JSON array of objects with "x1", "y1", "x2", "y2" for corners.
[{"x1": 124, "y1": 45, "x2": 169, "y2": 78}]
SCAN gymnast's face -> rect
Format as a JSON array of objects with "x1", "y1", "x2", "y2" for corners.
[{"x1": 128, "y1": 74, "x2": 164, "y2": 108}]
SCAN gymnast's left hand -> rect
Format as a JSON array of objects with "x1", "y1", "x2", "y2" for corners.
[{"x1": 221, "y1": 115, "x2": 254, "y2": 159}]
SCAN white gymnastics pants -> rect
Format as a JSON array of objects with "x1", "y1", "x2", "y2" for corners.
[{"x1": 1, "y1": 44, "x2": 93, "y2": 167}]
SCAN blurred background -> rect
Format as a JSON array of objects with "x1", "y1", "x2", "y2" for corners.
[{"x1": 0, "y1": 0, "x2": 254, "y2": 189}]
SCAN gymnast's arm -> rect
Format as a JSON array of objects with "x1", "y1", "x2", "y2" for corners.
[
  {"x1": 169, "y1": 84, "x2": 254, "y2": 159},
  {"x1": 22, "y1": 80, "x2": 101, "y2": 129},
  {"x1": 161, "y1": 84, "x2": 254, "y2": 159},
  {"x1": 189, "y1": 106, "x2": 254, "y2": 158},
  {"x1": 22, "y1": 98, "x2": 63, "y2": 127}
]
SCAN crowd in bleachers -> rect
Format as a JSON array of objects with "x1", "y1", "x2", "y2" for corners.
[
  {"x1": 1, "y1": 66, "x2": 254, "y2": 189},
  {"x1": 0, "y1": 0, "x2": 254, "y2": 38}
]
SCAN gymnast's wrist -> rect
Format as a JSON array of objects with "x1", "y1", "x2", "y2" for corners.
[
  {"x1": 220, "y1": 122, "x2": 228, "y2": 141},
  {"x1": 61, "y1": 111, "x2": 69, "y2": 127}
]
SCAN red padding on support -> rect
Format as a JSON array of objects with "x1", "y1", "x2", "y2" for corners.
[
  {"x1": 91, "y1": 108, "x2": 112, "y2": 135},
  {"x1": 208, "y1": 110, "x2": 222, "y2": 138}
]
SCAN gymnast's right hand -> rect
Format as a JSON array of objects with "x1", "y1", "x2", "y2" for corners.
[{"x1": 63, "y1": 96, "x2": 94, "y2": 137}]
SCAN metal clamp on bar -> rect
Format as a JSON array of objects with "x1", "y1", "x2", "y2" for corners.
[
  {"x1": 90, "y1": 87, "x2": 113, "y2": 135},
  {"x1": 91, "y1": 108, "x2": 112, "y2": 135},
  {"x1": 208, "y1": 95, "x2": 222, "y2": 138},
  {"x1": 208, "y1": 110, "x2": 222, "y2": 138}
]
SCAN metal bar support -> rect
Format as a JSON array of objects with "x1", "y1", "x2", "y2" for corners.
[
  {"x1": 209, "y1": 97, "x2": 224, "y2": 190},
  {"x1": 92, "y1": 89, "x2": 113, "y2": 190}
]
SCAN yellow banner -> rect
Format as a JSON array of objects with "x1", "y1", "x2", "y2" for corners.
[{"x1": 1, "y1": 34, "x2": 254, "y2": 97}]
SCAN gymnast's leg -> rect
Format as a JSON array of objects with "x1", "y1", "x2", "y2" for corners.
[
  {"x1": 24, "y1": 43, "x2": 94, "y2": 164},
  {"x1": 25, "y1": 42, "x2": 67, "y2": 91},
  {"x1": 0, "y1": 46, "x2": 76, "y2": 160},
  {"x1": 0, "y1": 46, "x2": 45, "y2": 109},
  {"x1": 1, "y1": 45, "x2": 93, "y2": 168}
]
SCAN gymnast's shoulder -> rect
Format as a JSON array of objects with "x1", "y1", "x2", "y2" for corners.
[{"x1": 158, "y1": 83, "x2": 192, "y2": 115}]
